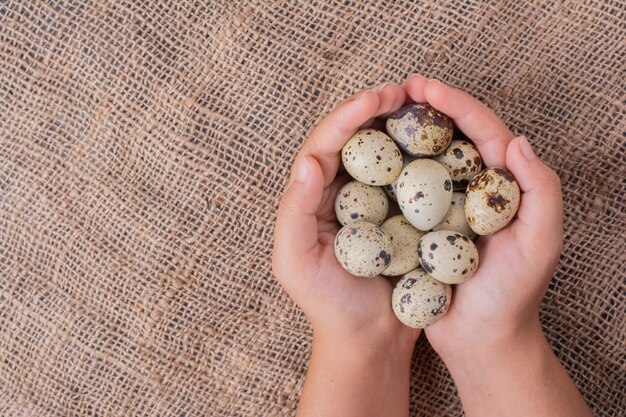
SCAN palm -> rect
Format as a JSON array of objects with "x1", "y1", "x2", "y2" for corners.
[
  {"x1": 308, "y1": 179, "x2": 413, "y2": 335},
  {"x1": 426, "y1": 194, "x2": 562, "y2": 351},
  {"x1": 424, "y1": 229, "x2": 520, "y2": 345}
]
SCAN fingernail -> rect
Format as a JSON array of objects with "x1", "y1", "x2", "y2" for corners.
[
  {"x1": 408, "y1": 73, "x2": 424, "y2": 80},
  {"x1": 295, "y1": 156, "x2": 310, "y2": 183},
  {"x1": 356, "y1": 90, "x2": 371, "y2": 99},
  {"x1": 371, "y1": 83, "x2": 388, "y2": 94},
  {"x1": 429, "y1": 79, "x2": 443, "y2": 85},
  {"x1": 518, "y1": 136, "x2": 536, "y2": 160}
]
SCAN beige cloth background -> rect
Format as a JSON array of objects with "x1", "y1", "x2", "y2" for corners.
[{"x1": 1, "y1": 1, "x2": 624, "y2": 416}]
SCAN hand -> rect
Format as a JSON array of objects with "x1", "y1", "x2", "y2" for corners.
[
  {"x1": 272, "y1": 83, "x2": 418, "y2": 417},
  {"x1": 272, "y1": 83, "x2": 419, "y2": 347},
  {"x1": 405, "y1": 76, "x2": 592, "y2": 417},
  {"x1": 403, "y1": 76, "x2": 563, "y2": 359}
]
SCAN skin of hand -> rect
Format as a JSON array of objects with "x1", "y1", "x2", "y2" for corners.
[
  {"x1": 404, "y1": 75, "x2": 593, "y2": 417},
  {"x1": 272, "y1": 83, "x2": 420, "y2": 417}
]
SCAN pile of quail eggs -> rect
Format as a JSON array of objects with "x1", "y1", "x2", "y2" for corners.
[{"x1": 334, "y1": 103, "x2": 521, "y2": 328}]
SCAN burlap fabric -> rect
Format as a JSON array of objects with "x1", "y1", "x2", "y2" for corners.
[{"x1": 1, "y1": 1, "x2": 624, "y2": 416}]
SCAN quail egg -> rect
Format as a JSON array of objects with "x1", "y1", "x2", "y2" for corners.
[
  {"x1": 434, "y1": 140, "x2": 482, "y2": 190},
  {"x1": 432, "y1": 192, "x2": 477, "y2": 240},
  {"x1": 341, "y1": 129, "x2": 403, "y2": 185},
  {"x1": 385, "y1": 103, "x2": 453, "y2": 157},
  {"x1": 417, "y1": 230, "x2": 479, "y2": 284},
  {"x1": 335, "y1": 181, "x2": 388, "y2": 226},
  {"x1": 396, "y1": 159, "x2": 452, "y2": 231},
  {"x1": 465, "y1": 167, "x2": 521, "y2": 235},
  {"x1": 392, "y1": 268, "x2": 452, "y2": 328},
  {"x1": 380, "y1": 215, "x2": 425, "y2": 276},
  {"x1": 334, "y1": 221, "x2": 393, "y2": 277},
  {"x1": 383, "y1": 153, "x2": 415, "y2": 202}
]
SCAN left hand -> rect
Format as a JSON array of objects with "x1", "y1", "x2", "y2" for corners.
[{"x1": 403, "y1": 76, "x2": 564, "y2": 362}]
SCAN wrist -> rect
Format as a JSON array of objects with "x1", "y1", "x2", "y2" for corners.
[
  {"x1": 310, "y1": 310, "x2": 420, "y2": 359},
  {"x1": 312, "y1": 321, "x2": 419, "y2": 362},
  {"x1": 441, "y1": 318, "x2": 549, "y2": 383},
  {"x1": 299, "y1": 322, "x2": 416, "y2": 417},
  {"x1": 432, "y1": 311, "x2": 545, "y2": 364}
]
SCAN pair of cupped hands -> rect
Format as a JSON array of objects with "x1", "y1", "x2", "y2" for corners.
[{"x1": 272, "y1": 75, "x2": 563, "y2": 361}]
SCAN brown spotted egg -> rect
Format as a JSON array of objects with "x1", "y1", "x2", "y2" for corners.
[
  {"x1": 434, "y1": 140, "x2": 482, "y2": 190},
  {"x1": 380, "y1": 215, "x2": 425, "y2": 276},
  {"x1": 334, "y1": 181, "x2": 388, "y2": 226},
  {"x1": 396, "y1": 159, "x2": 453, "y2": 231},
  {"x1": 334, "y1": 221, "x2": 393, "y2": 277},
  {"x1": 465, "y1": 167, "x2": 521, "y2": 235},
  {"x1": 341, "y1": 129, "x2": 403, "y2": 186},
  {"x1": 385, "y1": 103, "x2": 453, "y2": 157},
  {"x1": 432, "y1": 192, "x2": 477, "y2": 240},
  {"x1": 392, "y1": 268, "x2": 452, "y2": 328},
  {"x1": 383, "y1": 153, "x2": 415, "y2": 202},
  {"x1": 418, "y1": 230, "x2": 479, "y2": 284}
]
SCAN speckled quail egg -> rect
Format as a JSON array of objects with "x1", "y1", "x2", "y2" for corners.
[
  {"x1": 396, "y1": 159, "x2": 453, "y2": 231},
  {"x1": 385, "y1": 103, "x2": 453, "y2": 157},
  {"x1": 383, "y1": 153, "x2": 415, "y2": 203},
  {"x1": 434, "y1": 140, "x2": 482, "y2": 190},
  {"x1": 341, "y1": 129, "x2": 403, "y2": 185},
  {"x1": 334, "y1": 181, "x2": 389, "y2": 226},
  {"x1": 334, "y1": 221, "x2": 393, "y2": 277},
  {"x1": 465, "y1": 167, "x2": 521, "y2": 235},
  {"x1": 392, "y1": 268, "x2": 452, "y2": 328},
  {"x1": 433, "y1": 192, "x2": 477, "y2": 240},
  {"x1": 417, "y1": 230, "x2": 479, "y2": 284},
  {"x1": 380, "y1": 215, "x2": 425, "y2": 276}
]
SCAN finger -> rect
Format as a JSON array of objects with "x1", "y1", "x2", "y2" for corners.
[
  {"x1": 273, "y1": 156, "x2": 325, "y2": 280},
  {"x1": 379, "y1": 82, "x2": 408, "y2": 117},
  {"x1": 506, "y1": 136, "x2": 563, "y2": 250},
  {"x1": 303, "y1": 83, "x2": 407, "y2": 188},
  {"x1": 423, "y1": 80, "x2": 515, "y2": 168},
  {"x1": 403, "y1": 73, "x2": 428, "y2": 104}
]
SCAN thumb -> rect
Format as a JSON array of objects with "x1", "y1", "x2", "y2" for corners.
[
  {"x1": 506, "y1": 136, "x2": 564, "y2": 252},
  {"x1": 272, "y1": 155, "x2": 325, "y2": 280}
]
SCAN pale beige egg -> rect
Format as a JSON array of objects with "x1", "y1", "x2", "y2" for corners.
[
  {"x1": 334, "y1": 221, "x2": 393, "y2": 277},
  {"x1": 417, "y1": 230, "x2": 479, "y2": 284},
  {"x1": 380, "y1": 215, "x2": 425, "y2": 276},
  {"x1": 392, "y1": 268, "x2": 452, "y2": 328},
  {"x1": 341, "y1": 129, "x2": 403, "y2": 186},
  {"x1": 334, "y1": 181, "x2": 388, "y2": 226},
  {"x1": 434, "y1": 140, "x2": 482, "y2": 190},
  {"x1": 433, "y1": 192, "x2": 477, "y2": 240},
  {"x1": 396, "y1": 159, "x2": 452, "y2": 231}
]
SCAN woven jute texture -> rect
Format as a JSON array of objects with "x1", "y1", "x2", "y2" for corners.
[{"x1": 1, "y1": 1, "x2": 624, "y2": 416}]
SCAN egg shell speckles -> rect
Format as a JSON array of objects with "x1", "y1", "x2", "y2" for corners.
[
  {"x1": 334, "y1": 181, "x2": 389, "y2": 226},
  {"x1": 383, "y1": 153, "x2": 415, "y2": 202},
  {"x1": 433, "y1": 192, "x2": 477, "y2": 240},
  {"x1": 396, "y1": 159, "x2": 452, "y2": 231},
  {"x1": 434, "y1": 140, "x2": 482, "y2": 190},
  {"x1": 334, "y1": 221, "x2": 393, "y2": 277},
  {"x1": 392, "y1": 268, "x2": 452, "y2": 328},
  {"x1": 341, "y1": 129, "x2": 403, "y2": 185},
  {"x1": 465, "y1": 167, "x2": 521, "y2": 235},
  {"x1": 380, "y1": 215, "x2": 425, "y2": 276},
  {"x1": 417, "y1": 230, "x2": 479, "y2": 284},
  {"x1": 385, "y1": 104, "x2": 453, "y2": 157}
]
